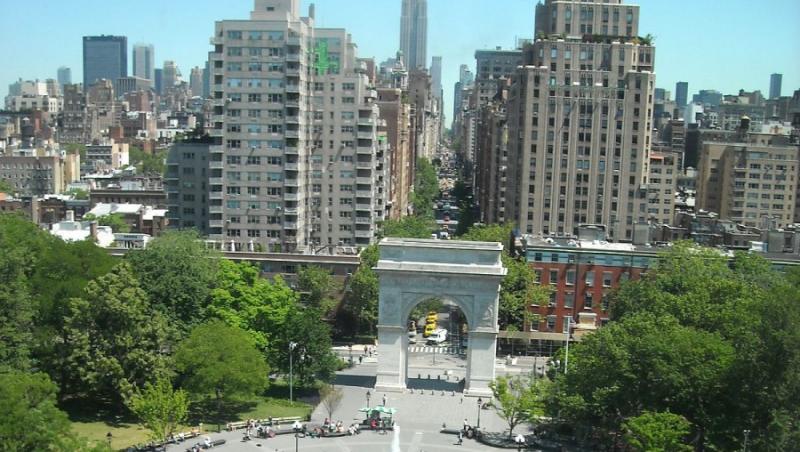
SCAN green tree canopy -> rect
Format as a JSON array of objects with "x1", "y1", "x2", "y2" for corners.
[
  {"x1": 64, "y1": 262, "x2": 170, "y2": 404},
  {"x1": 0, "y1": 178, "x2": 13, "y2": 193},
  {"x1": 382, "y1": 215, "x2": 436, "y2": 238},
  {"x1": 411, "y1": 157, "x2": 439, "y2": 218},
  {"x1": 127, "y1": 377, "x2": 190, "y2": 442},
  {"x1": 271, "y1": 307, "x2": 339, "y2": 386},
  {"x1": 297, "y1": 265, "x2": 340, "y2": 315},
  {"x1": 340, "y1": 246, "x2": 380, "y2": 337},
  {"x1": 174, "y1": 320, "x2": 269, "y2": 424},
  {"x1": 206, "y1": 260, "x2": 297, "y2": 351},
  {"x1": 126, "y1": 230, "x2": 219, "y2": 335},
  {"x1": 84, "y1": 213, "x2": 131, "y2": 233},
  {"x1": 0, "y1": 371, "x2": 109, "y2": 451},
  {"x1": 623, "y1": 411, "x2": 692, "y2": 452},
  {"x1": 490, "y1": 375, "x2": 545, "y2": 439}
]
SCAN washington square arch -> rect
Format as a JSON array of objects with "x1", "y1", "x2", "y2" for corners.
[{"x1": 373, "y1": 238, "x2": 506, "y2": 398}]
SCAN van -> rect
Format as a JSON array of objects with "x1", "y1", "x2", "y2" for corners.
[{"x1": 426, "y1": 329, "x2": 448, "y2": 344}]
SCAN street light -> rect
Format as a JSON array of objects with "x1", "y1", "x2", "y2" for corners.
[
  {"x1": 289, "y1": 341, "x2": 298, "y2": 402},
  {"x1": 366, "y1": 390, "x2": 372, "y2": 408},
  {"x1": 476, "y1": 397, "x2": 483, "y2": 430},
  {"x1": 564, "y1": 316, "x2": 572, "y2": 375},
  {"x1": 743, "y1": 429, "x2": 751, "y2": 452}
]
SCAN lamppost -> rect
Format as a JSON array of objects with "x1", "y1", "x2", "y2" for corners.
[
  {"x1": 366, "y1": 390, "x2": 372, "y2": 408},
  {"x1": 476, "y1": 397, "x2": 483, "y2": 430},
  {"x1": 743, "y1": 429, "x2": 750, "y2": 452},
  {"x1": 289, "y1": 341, "x2": 298, "y2": 402},
  {"x1": 294, "y1": 423, "x2": 302, "y2": 452},
  {"x1": 564, "y1": 316, "x2": 572, "y2": 375}
]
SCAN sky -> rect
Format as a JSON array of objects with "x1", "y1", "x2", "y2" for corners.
[{"x1": 1, "y1": 0, "x2": 798, "y2": 124}]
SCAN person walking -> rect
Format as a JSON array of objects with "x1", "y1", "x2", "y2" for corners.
[
  {"x1": 382, "y1": 394, "x2": 387, "y2": 406},
  {"x1": 457, "y1": 431, "x2": 463, "y2": 445}
]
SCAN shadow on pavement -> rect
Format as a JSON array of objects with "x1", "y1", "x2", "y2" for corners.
[
  {"x1": 406, "y1": 377, "x2": 461, "y2": 392},
  {"x1": 333, "y1": 373, "x2": 377, "y2": 388}
]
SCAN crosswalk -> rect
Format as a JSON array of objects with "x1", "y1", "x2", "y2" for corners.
[{"x1": 407, "y1": 346, "x2": 463, "y2": 354}]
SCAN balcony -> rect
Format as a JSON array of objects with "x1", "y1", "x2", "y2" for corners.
[
  {"x1": 284, "y1": 207, "x2": 298, "y2": 215},
  {"x1": 356, "y1": 177, "x2": 373, "y2": 185},
  {"x1": 284, "y1": 163, "x2": 299, "y2": 171},
  {"x1": 355, "y1": 203, "x2": 372, "y2": 211},
  {"x1": 209, "y1": 205, "x2": 223, "y2": 214},
  {"x1": 286, "y1": 53, "x2": 301, "y2": 62},
  {"x1": 286, "y1": 84, "x2": 300, "y2": 93},
  {"x1": 284, "y1": 178, "x2": 300, "y2": 187},
  {"x1": 357, "y1": 146, "x2": 374, "y2": 155},
  {"x1": 285, "y1": 146, "x2": 298, "y2": 154},
  {"x1": 286, "y1": 100, "x2": 300, "y2": 108},
  {"x1": 285, "y1": 115, "x2": 300, "y2": 124},
  {"x1": 286, "y1": 67, "x2": 300, "y2": 76},
  {"x1": 284, "y1": 222, "x2": 298, "y2": 229},
  {"x1": 285, "y1": 130, "x2": 299, "y2": 138},
  {"x1": 209, "y1": 161, "x2": 223, "y2": 169},
  {"x1": 356, "y1": 161, "x2": 373, "y2": 169},
  {"x1": 209, "y1": 220, "x2": 223, "y2": 228},
  {"x1": 357, "y1": 131, "x2": 374, "y2": 140},
  {"x1": 357, "y1": 117, "x2": 374, "y2": 126},
  {"x1": 356, "y1": 190, "x2": 373, "y2": 198},
  {"x1": 355, "y1": 229, "x2": 374, "y2": 238},
  {"x1": 285, "y1": 193, "x2": 299, "y2": 201},
  {"x1": 287, "y1": 36, "x2": 302, "y2": 46},
  {"x1": 355, "y1": 217, "x2": 372, "y2": 224},
  {"x1": 209, "y1": 177, "x2": 224, "y2": 185},
  {"x1": 209, "y1": 192, "x2": 223, "y2": 200}
]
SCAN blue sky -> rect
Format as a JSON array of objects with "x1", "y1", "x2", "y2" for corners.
[{"x1": 1, "y1": 0, "x2": 798, "y2": 123}]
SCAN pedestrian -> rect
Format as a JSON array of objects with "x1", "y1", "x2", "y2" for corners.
[
  {"x1": 382, "y1": 394, "x2": 387, "y2": 406},
  {"x1": 463, "y1": 418, "x2": 469, "y2": 431},
  {"x1": 364, "y1": 345, "x2": 368, "y2": 355},
  {"x1": 359, "y1": 355, "x2": 363, "y2": 364},
  {"x1": 457, "y1": 431, "x2": 463, "y2": 445}
]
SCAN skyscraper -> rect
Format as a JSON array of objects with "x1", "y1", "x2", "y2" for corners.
[
  {"x1": 430, "y1": 56, "x2": 442, "y2": 101},
  {"x1": 675, "y1": 81, "x2": 688, "y2": 108},
  {"x1": 162, "y1": 61, "x2": 179, "y2": 93},
  {"x1": 133, "y1": 44, "x2": 155, "y2": 81},
  {"x1": 83, "y1": 35, "x2": 127, "y2": 88},
  {"x1": 189, "y1": 66, "x2": 205, "y2": 98},
  {"x1": 770, "y1": 73, "x2": 782, "y2": 99},
  {"x1": 154, "y1": 68, "x2": 163, "y2": 95},
  {"x1": 399, "y1": 0, "x2": 427, "y2": 69},
  {"x1": 506, "y1": 0, "x2": 657, "y2": 241},
  {"x1": 57, "y1": 66, "x2": 72, "y2": 87}
]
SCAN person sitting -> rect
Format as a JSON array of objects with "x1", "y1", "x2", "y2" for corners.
[
  {"x1": 292, "y1": 420, "x2": 303, "y2": 432},
  {"x1": 203, "y1": 436, "x2": 211, "y2": 448}
]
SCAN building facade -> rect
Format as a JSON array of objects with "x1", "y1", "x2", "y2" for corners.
[
  {"x1": 770, "y1": 73, "x2": 782, "y2": 100},
  {"x1": 675, "y1": 81, "x2": 688, "y2": 108},
  {"x1": 133, "y1": 44, "x2": 155, "y2": 81},
  {"x1": 399, "y1": 0, "x2": 427, "y2": 70},
  {"x1": 83, "y1": 35, "x2": 127, "y2": 88},
  {"x1": 166, "y1": 141, "x2": 211, "y2": 234},
  {"x1": 57, "y1": 67, "x2": 72, "y2": 88},
  {"x1": 507, "y1": 0, "x2": 656, "y2": 241}
]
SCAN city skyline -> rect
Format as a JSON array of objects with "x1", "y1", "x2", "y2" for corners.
[{"x1": 1, "y1": 0, "x2": 798, "y2": 120}]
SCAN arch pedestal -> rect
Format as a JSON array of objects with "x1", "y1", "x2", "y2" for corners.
[{"x1": 373, "y1": 238, "x2": 506, "y2": 398}]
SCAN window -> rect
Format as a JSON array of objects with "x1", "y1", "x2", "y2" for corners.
[
  {"x1": 585, "y1": 271, "x2": 595, "y2": 287},
  {"x1": 603, "y1": 272, "x2": 613, "y2": 287},
  {"x1": 566, "y1": 270, "x2": 576, "y2": 285},
  {"x1": 564, "y1": 292, "x2": 574, "y2": 308},
  {"x1": 546, "y1": 315, "x2": 557, "y2": 331},
  {"x1": 584, "y1": 292, "x2": 593, "y2": 309},
  {"x1": 549, "y1": 269, "x2": 558, "y2": 285}
]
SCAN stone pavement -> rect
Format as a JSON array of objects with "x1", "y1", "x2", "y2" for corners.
[{"x1": 166, "y1": 357, "x2": 538, "y2": 452}]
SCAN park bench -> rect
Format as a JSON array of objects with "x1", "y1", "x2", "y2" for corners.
[{"x1": 226, "y1": 421, "x2": 248, "y2": 431}]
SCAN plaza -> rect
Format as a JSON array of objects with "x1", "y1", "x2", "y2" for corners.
[{"x1": 166, "y1": 355, "x2": 539, "y2": 452}]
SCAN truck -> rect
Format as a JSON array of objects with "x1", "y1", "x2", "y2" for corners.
[{"x1": 426, "y1": 329, "x2": 448, "y2": 345}]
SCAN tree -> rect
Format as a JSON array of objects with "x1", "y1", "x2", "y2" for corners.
[
  {"x1": 319, "y1": 384, "x2": 344, "y2": 420},
  {"x1": 84, "y1": 213, "x2": 131, "y2": 233},
  {"x1": 174, "y1": 320, "x2": 269, "y2": 429},
  {"x1": 490, "y1": 375, "x2": 541, "y2": 439},
  {"x1": 130, "y1": 146, "x2": 167, "y2": 175},
  {"x1": 0, "y1": 178, "x2": 13, "y2": 193},
  {"x1": 64, "y1": 262, "x2": 170, "y2": 404},
  {"x1": 411, "y1": 157, "x2": 439, "y2": 218},
  {"x1": 623, "y1": 411, "x2": 692, "y2": 452},
  {"x1": 340, "y1": 245, "x2": 380, "y2": 337},
  {"x1": 382, "y1": 215, "x2": 436, "y2": 238},
  {"x1": 272, "y1": 307, "x2": 339, "y2": 386},
  {"x1": 126, "y1": 230, "x2": 218, "y2": 335},
  {"x1": 0, "y1": 371, "x2": 109, "y2": 451},
  {"x1": 64, "y1": 187, "x2": 89, "y2": 200},
  {"x1": 297, "y1": 265, "x2": 340, "y2": 315},
  {"x1": 206, "y1": 260, "x2": 297, "y2": 351},
  {"x1": 127, "y1": 377, "x2": 190, "y2": 442},
  {"x1": 0, "y1": 243, "x2": 34, "y2": 371}
]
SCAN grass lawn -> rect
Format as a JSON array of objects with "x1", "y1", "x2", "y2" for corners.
[{"x1": 67, "y1": 395, "x2": 313, "y2": 450}]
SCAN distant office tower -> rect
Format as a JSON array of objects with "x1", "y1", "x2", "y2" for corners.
[
  {"x1": 190, "y1": 66, "x2": 205, "y2": 98},
  {"x1": 203, "y1": 61, "x2": 210, "y2": 101},
  {"x1": 675, "y1": 81, "x2": 688, "y2": 108},
  {"x1": 57, "y1": 67, "x2": 72, "y2": 87},
  {"x1": 399, "y1": 0, "x2": 427, "y2": 69},
  {"x1": 154, "y1": 68, "x2": 163, "y2": 95},
  {"x1": 770, "y1": 73, "x2": 782, "y2": 99},
  {"x1": 459, "y1": 64, "x2": 473, "y2": 85},
  {"x1": 83, "y1": 35, "x2": 127, "y2": 88},
  {"x1": 133, "y1": 44, "x2": 155, "y2": 81},
  {"x1": 507, "y1": 0, "x2": 657, "y2": 241},
  {"x1": 430, "y1": 56, "x2": 442, "y2": 101},
  {"x1": 162, "y1": 61, "x2": 179, "y2": 93}
]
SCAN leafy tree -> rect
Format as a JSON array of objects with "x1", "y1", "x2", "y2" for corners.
[
  {"x1": 411, "y1": 157, "x2": 439, "y2": 218},
  {"x1": 126, "y1": 230, "x2": 218, "y2": 335},
  {"x1": 490, "y1": 375, "x2": 543, "y2": 439},
  {"x1": 623, "y1": 411, "x2": 692, "y2": 452},
  {"x1": 130, "y1": 146, "x2": 167, "y2": 175},
  {"x1": 127, "y1": 377, "x2": 190, "y2": 442},
  {"x1": 64, "y1": 187, "x2": 89, "y2": 200},
  {"x1": 174, "y1": 320, "x2": 269, "y2": 429},
  {"x1": 297, "y1": 265, "x2": 340, "y2": 315},
  {"x1": 338, "y1": 245, "x2": 380, "y2": 337},
  {"x1": 0, "y1": 178, "x2": 13, "y2": 193},
  {"x1": 382, "y1": 215, "x2": 436, "y2": 238},
  {"x1": 0, "y1": 371, "x2": 109, "y2": 451},
  {"x1": 64, "y1": 262, "x2": 170, "y2": 404},
  {"x1": 84, "y1": 213, "x2": 131, "y2": 233},
  {"x1": 319, "y1": 384, "x2": 344, "y2": 420},
  {"x1": 65, "y1": 143, "x2": 87, "y2": 159},
  {"x1": 0, "y1": 243, "x2": 34, "y2": 371},
  {"x1": 272, "y1": 307, "x2": 339, "y2": 386},
  {"x1": 206, "y1": 260, "x2": 297, "y2": 351}
]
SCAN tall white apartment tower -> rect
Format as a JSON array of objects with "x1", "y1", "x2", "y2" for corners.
[
  {"x1": 507, "y1": 0, "x2": 656, "y2": 241},
  {"x1": 208, "y1": 0, "x2": 385, "y2": 252},
  {"x1": 400, "y1": 0, "x2": 427, "y2": 70},
  {"x1": 132, "y1": 44, "x2": 155, "y2": 81}
]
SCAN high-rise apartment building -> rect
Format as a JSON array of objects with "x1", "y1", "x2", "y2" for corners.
[
  {"x1": 207, "y1": 0, "x2": 387, "y2": 252},
  {"x1": 57, "y1": 67, "x2": 72, "y2": 87},
  {"x1": 770, "y1": 73, "x2": 782, "y2": 99},
  {"x1": 675, "y1": 81, "x2": 688, "y2": 108},
  {"x1": 507, "y1": 0, "x2": 656, "y2": 241},
  {"x1": 133, "y1": 44, "x2": 155, "y2": 81},
  {"x1": 399, "y1": 0, "x2": 427, "y2": 70},
  {"x1": 190, "y1": 66, "x2": 205, "y2": 98},
  {"x1": 83, "y1": 35, "x2": 127, "y2": 88}
]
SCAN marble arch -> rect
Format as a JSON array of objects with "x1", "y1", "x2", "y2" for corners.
[{"x1": 373, "y1": 238, "x2": 506, "y2": 397}]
